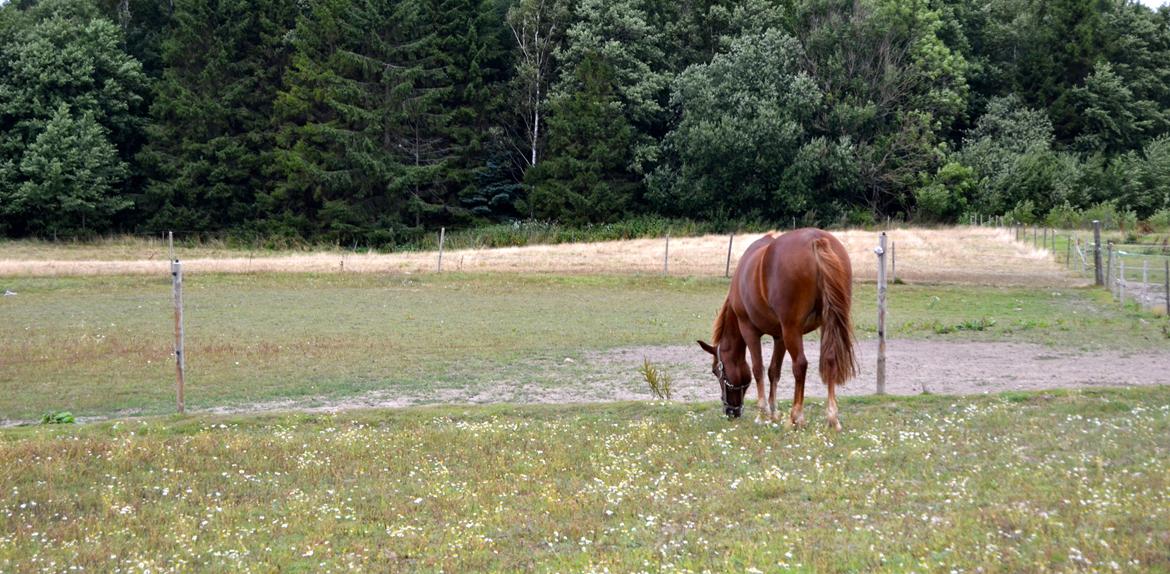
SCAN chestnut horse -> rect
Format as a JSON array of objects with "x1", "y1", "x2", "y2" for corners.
[{"x1": 697, "y1": 229, "x2": 857, "y2": 429}]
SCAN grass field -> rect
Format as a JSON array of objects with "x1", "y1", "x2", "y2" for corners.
[
  {"x1": 2, "y1": 229, "x2": 1170, "y2": 572},
  {"x1": 1, "y1": 387, "x2": 1168, "y2": 572},
  {"x1": 2, "y1": 273, "x2": 1166, "y2": 422}
]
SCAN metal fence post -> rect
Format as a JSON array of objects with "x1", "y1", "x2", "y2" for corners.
[
  {"x1": 1106, "y1": 241, "x2": 1114, "y2": 297},
  {"x1": 1093, "y1": 221, "x2": 1103, "y2": 286}
]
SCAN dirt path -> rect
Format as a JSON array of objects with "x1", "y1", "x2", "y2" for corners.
[
  {"x1": 182, "y1": 339, "x2": 1170, "y2": 419},
  {"x1": 5, "y1": 339, "x2": 1165, "y2": 426}
]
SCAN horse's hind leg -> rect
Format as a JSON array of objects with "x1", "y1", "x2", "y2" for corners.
[
  {"x1": 781, "y1": 329, "x2": 808, "y2": 428},
  {"x1": 768, "y1": 336, "x2": 783, "y2": 422},
  {"x1": 826, "y1": 374, "x2": 842, "y2": 431}
]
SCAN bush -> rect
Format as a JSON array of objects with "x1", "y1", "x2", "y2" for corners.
[
  {"x1": 1147, "y1": 208, "x2": 1170, "y2": 232},
  {"x1": 40, "y1": 411, "x2": 75, "y2": 424},
  {"x1": 1044, "y1": 202, "x2": 1082, "y2": 228},
  {"x1": 1082, "y1": 201, "x2": 1138, "y2": 231},
  {"x1": 1005, "y1": 200, "x2": 1038, "y2": 225}
]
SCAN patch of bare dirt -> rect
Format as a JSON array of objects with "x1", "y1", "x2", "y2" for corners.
[
  {"x1": 176, "y1": 339, "x2": 1170, "y2": 419},
  {"x1": 8, "y1": 339, "x2": 1161, "y2": 427},
  {"x1": 586, "y1": 340, "x2": 1170, "y2": 398}
]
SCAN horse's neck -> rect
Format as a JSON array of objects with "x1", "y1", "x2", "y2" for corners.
[{"x1": 717, "y1": 301, "x2": 746, "y2": 357}]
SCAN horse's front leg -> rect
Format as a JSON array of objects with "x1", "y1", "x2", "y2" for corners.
[
  {"x1": 744, "y1": 333, "x2": 769, "y2": 424},
  {"x1": 768, "y1": 336, "x2": 783, "y2": 422}
]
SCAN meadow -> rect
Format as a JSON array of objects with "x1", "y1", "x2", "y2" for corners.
[
  {"x1": 2, "y1": 228, "x2": 1169, "y2": 573},
  {"x1": 1, "y1": 388, "x2": 1168, "y2": 572}
]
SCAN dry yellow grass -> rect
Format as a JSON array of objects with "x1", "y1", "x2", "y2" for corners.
[{"x1": 0, "y1": 227, "x2": 1078, "y2": 285}]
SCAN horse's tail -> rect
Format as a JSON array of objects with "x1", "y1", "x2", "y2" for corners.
[{"x1": 812, "y1": 236, "x2": 858, "y2": 387}]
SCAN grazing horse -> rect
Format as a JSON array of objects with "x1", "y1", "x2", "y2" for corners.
[{"x1": 697, "y1": 229, "x2": 858, "y2": 429}]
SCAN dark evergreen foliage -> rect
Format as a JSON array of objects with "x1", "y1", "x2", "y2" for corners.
[{"x1": 2, "y1": 0, "x2": 1170, "y2": 239}]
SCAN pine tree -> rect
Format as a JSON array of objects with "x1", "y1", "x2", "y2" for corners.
[
  {"x1": 528, "y1": 55, "x2": 638, "y2": 223},
  {"x1": 386, "y1": 0, "x2": 456, "y2": 230},
  {"x1": 7, "y1": 105, "x2": 131, "y2": 235},
  {"x1": 272, "y1": 0, "x2": 467, "y2": 243},
  {"x1": 139, "y1": 0, "x2": 297, "y2": 232},
  {"x1": 436, "y1": 0, "x2": 512, "y2": 222},
  {"x1": 270, "y1": 0, "x2": 397, "y2": 242}
]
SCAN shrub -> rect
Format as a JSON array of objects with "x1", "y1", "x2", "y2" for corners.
[
  {"x1": 1147, "y1": 208, "x2": 1170, "y2": 232},
  {"x1": 40, "y1": 411, "x2": 75, "y2": 424}
]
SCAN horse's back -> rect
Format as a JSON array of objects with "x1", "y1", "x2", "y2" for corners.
[{"x1": 732, "y1": 229, "x2": 850, "y2": 335}]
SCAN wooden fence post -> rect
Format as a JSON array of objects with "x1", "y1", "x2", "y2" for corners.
[
  {"x1": 663, "y1": 233, "x2": 670, "y2": 276},
  {"x1": 1093, "y1": 221, "x2": 1103, "y2": 286},
  {"x1": 876, "y1": 232, "x2": 887, "y2": 395},
  {"x1": 724, "y1": 233, "x2": 734, "y2": 278},
  {"x1": 436, "y1": 227, "x2": 445, "y2": 272},
  {"x1": 170, "y1": 232, "x2": 185, "y2": 415}
]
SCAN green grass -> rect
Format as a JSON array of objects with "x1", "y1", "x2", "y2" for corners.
[
  {"x1": 1, "y1": 387, "x2": 1168, "y2": 572},
  {"x1": 2, "y1": 273, "x2": 1166, "y2": 420}
]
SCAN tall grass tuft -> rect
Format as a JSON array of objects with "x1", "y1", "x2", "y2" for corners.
[{"x1": 639, "y1": 358, "x2": 673, "y2": 400}]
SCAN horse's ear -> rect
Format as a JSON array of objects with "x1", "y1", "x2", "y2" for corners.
[{"x1": 697, "y1": 340, "x2": 716, "y2": 355}]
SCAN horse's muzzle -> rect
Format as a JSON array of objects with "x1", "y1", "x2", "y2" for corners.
[{"x1": 724, "y1": 405, "x2": 743, "y2": 419}]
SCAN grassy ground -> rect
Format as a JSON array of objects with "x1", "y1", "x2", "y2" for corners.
[
  {"x1": 2, "y1": 273, "x2": 1166, "y2": 421},
  {"x1": 1, "y1": 387, "x2": 1168, "y2": 572}
]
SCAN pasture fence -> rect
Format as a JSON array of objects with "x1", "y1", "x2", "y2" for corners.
[
  {"x1": 974, "y1": 216, "x2": 1168, "y2": 314},
  {"x1": 6, "y1": 224, "x2": 1168, "y2": 421},
  {"x1": 1107, "y1": 246, "x2": 1170, "y2": 313},
  {"x1": 3, "y1": 225, "x2": 1137, "y2": 302}
]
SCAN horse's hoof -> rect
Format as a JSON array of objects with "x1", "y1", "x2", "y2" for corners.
[{"x1": 828, "y1": 419, "x2": 842, "y2": 432}]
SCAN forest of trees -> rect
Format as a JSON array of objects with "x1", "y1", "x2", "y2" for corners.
[{"x1": 1, "y1": 0, "x2": 1169, "y2": 244}]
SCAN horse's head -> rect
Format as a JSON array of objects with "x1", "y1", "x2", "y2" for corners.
[{"x1": 697, "y1": 340, "x2": 751, "y2": 418}]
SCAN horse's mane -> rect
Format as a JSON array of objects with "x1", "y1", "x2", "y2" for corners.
[{"x1": 712, "y1": 299, "x2": 729, "y2": 345}]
